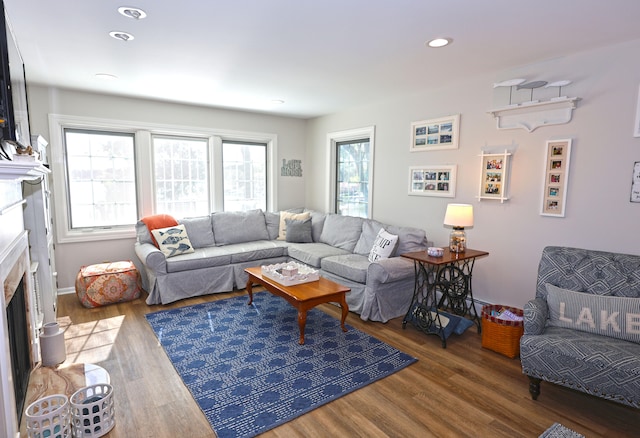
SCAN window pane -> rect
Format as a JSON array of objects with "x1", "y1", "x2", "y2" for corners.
[
  {"x1": 223, "y1": 142, "x2": 266, "y2": 212},
  {"x1": 64, "y1": 129, "x2": 138, "y2": 228},
  {"x1": 153, "y1": 136, "x2": 209, "y2": 218},
  {"x1": 336, "y1": 139, "x2": 370, "y2": 218}
]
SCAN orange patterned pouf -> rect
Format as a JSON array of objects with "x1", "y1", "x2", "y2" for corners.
[{"x1": 75, "y1": 261, "x2": 142, "y2": 308}]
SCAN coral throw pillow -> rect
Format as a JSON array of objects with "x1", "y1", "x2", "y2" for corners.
[{"x1": 141, "y1": 214, "x2": 179, "y2": 247}]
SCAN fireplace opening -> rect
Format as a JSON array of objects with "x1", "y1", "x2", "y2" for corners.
[{"x1": 7, "y1": 277, "x2": 31, "y2": 423}]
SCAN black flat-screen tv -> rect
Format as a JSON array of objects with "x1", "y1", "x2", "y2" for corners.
[{"x1": 0, "y1": 1, "x2": 30, "y2": 145}]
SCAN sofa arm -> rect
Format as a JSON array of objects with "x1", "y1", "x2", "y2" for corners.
[
  {"x1": 134, "y1": 242, "x2": 167, "y2": 274},
  {"x1": 367, "y1": 256, "x2": 415, "y2": 284},
  {"x1": 523, "y1": 297, "x2": 548, "y2": 335}
]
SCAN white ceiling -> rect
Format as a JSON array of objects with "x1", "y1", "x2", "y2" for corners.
[{"x1": 4, "y1": 0, "x2": 640, "y2": 119}]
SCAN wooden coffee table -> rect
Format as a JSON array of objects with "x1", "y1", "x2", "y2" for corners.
[{"x1": 245, "y1": 266, "x2": 350, "y2": 345}]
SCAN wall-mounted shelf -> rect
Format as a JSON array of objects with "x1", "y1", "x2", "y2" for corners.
[{"x1": 487, "y1": 97, "x2": 580, "y2": 132}]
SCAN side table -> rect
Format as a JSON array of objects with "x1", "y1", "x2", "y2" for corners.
[{"x1": 401, "y1": 248, "x2": 489, "y2": 348}]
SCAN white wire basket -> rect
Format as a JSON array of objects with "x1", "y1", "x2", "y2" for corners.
[
  {"x1": 69, "y1": 384, "x2": 115, "y2": 438},
  {"x1": 25, "y1": 393, "x2": 71, "y2": 438}
]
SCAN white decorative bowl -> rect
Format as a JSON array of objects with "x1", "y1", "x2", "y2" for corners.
[{"x1": 427, "y1": 247, "x2": 444, "y2": 257}]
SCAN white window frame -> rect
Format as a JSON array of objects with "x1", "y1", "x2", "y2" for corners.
[
  {"x1": 326, "y1": 126, "x2": 375, "y2": 218},
  {"x1": 48, "y1": 114, "x2": 278, "y2": 243}
]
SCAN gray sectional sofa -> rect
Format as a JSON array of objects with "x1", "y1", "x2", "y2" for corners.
[
  {"x1": 520, "y1": 246, "x2": 640, "y2": 408},
  {"x1": 134, "y1": 209, "x2": 429, "y2": 322}
]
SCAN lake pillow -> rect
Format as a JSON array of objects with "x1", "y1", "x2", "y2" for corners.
[{"x1": 546, "y1": 283, "x2": 640, "y2": 344}]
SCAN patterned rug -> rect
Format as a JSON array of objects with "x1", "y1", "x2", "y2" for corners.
[
  {"x1": 145, "y1": 292, "x2": 417, "y2": 438},
  {"x1": 539, "y1": 422, "x2": 585, "y2": 438}
]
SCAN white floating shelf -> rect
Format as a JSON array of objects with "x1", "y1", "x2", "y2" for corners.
[{"x1": 487, "y1": 97, "x2": 581, "y2": 132}]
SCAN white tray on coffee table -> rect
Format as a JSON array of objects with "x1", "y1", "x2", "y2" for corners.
[{"x1": 261, "y1": 262, "x2": 319, "y2": 286}]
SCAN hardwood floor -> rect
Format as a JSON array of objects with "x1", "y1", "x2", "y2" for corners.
[{"x1": 32, "y1": 290, "x2": 638, "y2": 437}]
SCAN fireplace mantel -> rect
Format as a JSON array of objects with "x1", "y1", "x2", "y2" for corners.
[{"x1": 0, "y1": 159, "x2": 50, "y2": 181}]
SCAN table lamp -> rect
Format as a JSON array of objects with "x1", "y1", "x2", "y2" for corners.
[{"x1": 443, "y1": 203, "x2": 474, "y2": 253}]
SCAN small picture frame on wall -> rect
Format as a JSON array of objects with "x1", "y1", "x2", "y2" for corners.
[
  {"x1": 408, "y1": 165, "x2": 457, "y2": 197},
  {"x1": 541, "y1": 138, "x2": 572, "y2": 217},
  {"x1": 477, "y1": 150, "x2": 511, "y2": 203},
  {"x1": 410, "y1": 114, "x2": 460, "y2": 152},
  {"x1": 634, "y1": 84, "x2": 640, "y2": 137},
  {"x1": 631, "y1": 161, "x2": 640, "y2": 203}
]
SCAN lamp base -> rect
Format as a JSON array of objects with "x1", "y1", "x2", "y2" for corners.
[{"x1": 449, "y1": 228, "x2": 466, "y2": 253}]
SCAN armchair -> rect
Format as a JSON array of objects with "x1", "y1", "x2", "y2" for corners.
[{"x1": 520, "y1": 246, "x2": 640, "y2": 408}]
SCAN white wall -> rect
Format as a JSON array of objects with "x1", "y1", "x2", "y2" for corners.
[
  {"x1": 305, "y1": 39, "x2": 640, "y2": 309},
  {"x1": 27, "y1": 86, "x2": 308, "y2": 290}
]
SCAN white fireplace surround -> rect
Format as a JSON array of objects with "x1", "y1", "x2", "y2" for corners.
[{"x1": 1, "y1": 162, "x2": 48, "y2": 437}]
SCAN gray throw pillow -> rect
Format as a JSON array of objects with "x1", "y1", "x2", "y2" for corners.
[{"x1": 285, "y1": 217, "x2": 313, "y2": 243}]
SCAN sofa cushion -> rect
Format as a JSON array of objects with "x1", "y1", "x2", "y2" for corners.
[
  {"x1": 521, "y1": 326, "x2": 640, "y2": 379},
  {"x1": 319, "y1": 214, "x2": 364, "y2": 252},
  {"x1": 368, "y1": 228, "x2": 399, "y2": 262},
  {"x1": 226, "y1": 241, "x2": 288, "y2": 264},
  {"x1": 305, "y1": 209, "x2": 327, "y2": 243},
  {"x1": 179, "y1": 215, "x2": 215, "y2": 248},
  {"x1": 321, "y1": 254, "x2": 370, "y2": 284},
  {"x1": 265, "y1": 211, "x2": 280, "y2": 240},
  {"x1": 277, "y1": 211, "x2": 311, "y2": 240},
  {"x1": 287, "y1": 242, "x2": 351, "y2": 268},
  {"x1": 165, "y1": 247, "x2": 232, "y2": 273},
  {"x1": 151, "y1": 224, "x2": 195, "y2": 258},
  {"x1": 546, "y1": 284, "x2": 640, "y2": 344},
  {"x1": 387, "y1": 224, "x2": 428, "y2": 255},
  {"x1": 285, "y1": 217, "x2": 313, "y2": 243},
  {"x1": 211, "y1": 209, "x2": 269, "y2": 245},
  {"x1": 353, "y1": 220, "x2": 385, "y2": 255}
]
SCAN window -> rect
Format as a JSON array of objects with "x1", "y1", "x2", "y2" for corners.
[
  {"x1": 153, "y1": 136, "x2": 209, "y2": 217},
  {"x1": 336, "y1": 139, "x2": 370, "y2": 217},
  {"x1": 328, "y1": 126, "x2": 375, "y2": 218},
  {"x1": 63, "y1": 129, "x2": 137, "y2": 228},
  {"x1": 222, "y1": 141, "x2": 267, "y2": 211},
  {"x1": 49, "y1": 114, "x2": 278, "y2": 242}
]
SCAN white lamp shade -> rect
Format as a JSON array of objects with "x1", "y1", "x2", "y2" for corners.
[{"x1": 443, "y1": 203, "x2": 474, "y2": 227}]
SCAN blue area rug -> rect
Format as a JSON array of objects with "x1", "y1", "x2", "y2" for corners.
[{"x1": 145, "y1": 292, "x2": 417, "y2": 438}]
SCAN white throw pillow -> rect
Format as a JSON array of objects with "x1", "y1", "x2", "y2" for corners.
[
  {"x1": 368, "y1": 228, "x2": 399, "y2": 262},
  {"x1": 277, "y1": 211, "x2": 311, "y2": 240},
  {"x1": 151, "y1": 224, "x2": 195, "y2": 258}
]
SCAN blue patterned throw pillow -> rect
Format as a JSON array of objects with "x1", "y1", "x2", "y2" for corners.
[
  {"x1": 546, "y1": 284, "x2": 640, "y2": 344},
  {"x1": 151, "y1": 224, "x2": 195, "y2": 258}
]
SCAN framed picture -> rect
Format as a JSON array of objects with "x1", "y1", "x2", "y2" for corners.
[
  {"x1": 408, "y1": 165, "x2": 457, "y2": 197},
  {"x1": 410, "y1": 114, "x2": 460, "y2": 152},
  {"x1": 634, "y1": 85, "x2": 640, "y2": 137},
  {"x1": 541, "y1": 139, "x2": 572, "y2": 217},
  {"x1": 631, "y1": 161, "x2": 640, "y2": 203},
  {"x1": 477, "y1": 150, "x2": 511, "y2": 202}
]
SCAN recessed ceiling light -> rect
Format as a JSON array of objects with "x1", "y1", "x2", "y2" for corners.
[
  {"x1": 109, "y1": 31, "x2": 134, "y2": 42},
  {"x1": 118, "y1": 7, "x2": 147, "y2": 20},
  {"x1": 426, "y1": 38, "x2": 452, "y2": 48},
  {"x1": 95, "y1": 73, "x2": 118, "y2": 81}
]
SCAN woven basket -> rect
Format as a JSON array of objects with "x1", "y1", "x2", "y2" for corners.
[{"x1": 481, "y1": 304, "x2": 524, "y2": 359}]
